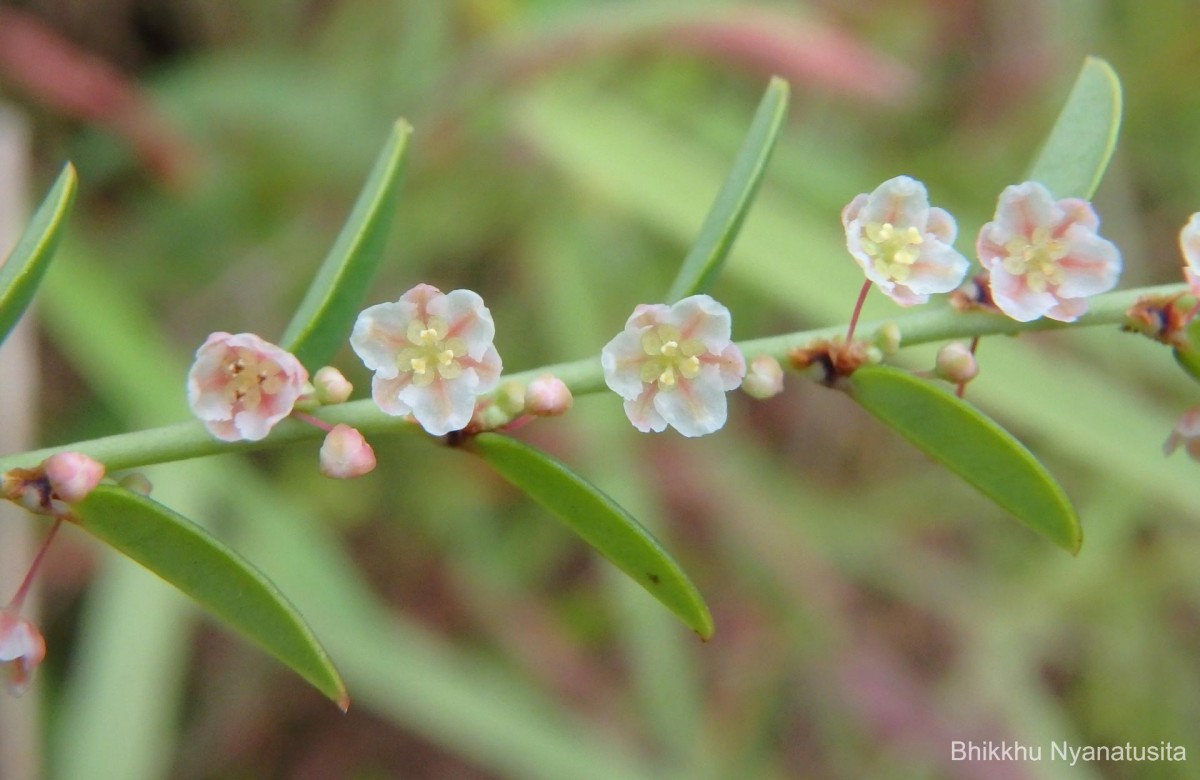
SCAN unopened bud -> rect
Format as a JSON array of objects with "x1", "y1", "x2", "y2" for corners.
[
  {"x1": 319, "y1": 425, "x2": 376, "y2": 479},
  {"x1": 524, "y1": 375, "x2": 572, "y2": 417},
  {"x1": 43, "y1": 452, "x2": 105, "y2": 504},
  {"x1": 495, "y1": 381, "x2": 527, "y2": 417},
  {"x1": 876, "y1": 322, "x2": 902, "y2": 355},
  {"x1": 0, "y1": 608, "x2": 46, "y2": 697},
  {"x1": 935, "y1": 341, "x2": 979, "y2": 384},
  {"x1": 118, "y1": 472, "x2": 154, "y2": 496},
  {"x1": 313, "y1": 367, "x2": 354, "y2": 405},
  {"x1": 741, "y1": 356, "x2": 784, "y2": 399}
]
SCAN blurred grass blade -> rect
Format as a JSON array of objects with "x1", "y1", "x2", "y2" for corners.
[
  {"x1": 665, "y1": 77, "x2": 788, "y2": 302},
  {"x1": 280, "y1": 120, "x2": 412, "y2": 369},
  {"x1": 0, "y1": 162, "x2": 76, "y2": 345},
  {"x1": 468, "y1": 433, "x2": 714, "y2": 639},
  {"x1": 848, "y1": 365, "x2": 1082, "y2": 553},
  {"x1": 73, "y1": 485, "x2": 349, "y2": 709},
  {"x1": 1026, "y1": 56, "x2": 1122, "y2": 199}
]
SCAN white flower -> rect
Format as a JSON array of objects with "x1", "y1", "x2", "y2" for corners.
[
  {"x1": 842, "y1": 175, "x2": 969, "y2": 306},
  {"x1": 977, "y1": 181, "x2": 1121, "y2": 322},
  {"x1": 1179, "y1": 213, "x2": 1200, "y2": 298},
  {"x1": 187, "y1": 332, "x2": 308, "y2": 442},
  {"x1": 351, "y1": 284, "x2": 502, "y2": 435},
  {"x1": 601, "y1": 295, "x2": 745, "y2": 437}
]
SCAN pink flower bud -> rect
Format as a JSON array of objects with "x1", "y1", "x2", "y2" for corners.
[
  {"x1": 0, "y1": 608, "x2": 45, "y2": 696},
  {"x1": 313, "y1": 366, "x2": 354, "y2": 405},
  {"x1": 741, "y1": 355, "x2": 785, "y2": 399},
  {"x1": 935, "y1": 341, "x2": 979, "y2": 384},
  {"x1": 319, "y1": 425, "x2": 377, "y2": 479},
  {"x1": 524, "y1": 374, "x2": 573, "y2": 417},
  {"x1": 43, "y1": 452, "x2": 105, "y2": 504}
]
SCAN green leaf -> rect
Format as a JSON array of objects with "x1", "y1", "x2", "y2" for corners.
[
  {"x1": 847, "y1": 365, "x2": 1082, "y2": 553},
  {"x1": 665, "y1": 77, "x2": 789, "y2": 302},
  {"x1": 73, "y1": 485, "x2": 349, "y2": 709},
  {"x1": 0, "y1": 162, "x2": 77, "y2": 345},
  {"x1": 280, "y1": 120, "x2": 412, "y2": 369},
  {"x1": 467, "y1": 433, "x2": 714, "y2": 639},
  {"x1": 1026, "y1": 56, "x2": 1122, "y2": 200}
]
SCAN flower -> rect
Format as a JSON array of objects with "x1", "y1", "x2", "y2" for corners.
[
  {"x1": 0, "y1": 608, "x2": 45, "y2": 696},
  {"x1": 319, "y1": 424, "x2": 377, "y2": 479},
  {"x1": 187, "y1": 333, "x2": 308, "y2": 442},
  {"x1": 842, "y1": 175, "x2": 969, "y2": 306},
  {"x1": 1179, "y1": 213, "x2": 1200, "y2": 298},
  {"x1": 350, "y1": 284, "x2": 502, "y2": 436},
  {"x1": 601, "y1": 294, "x2": 745, "y2": 437},
  {"x1": 742, "y1": 355, "x2": 785, "y2": 399},
  {"x1": 977, "y1": 181, "x2": 1122, "y2": 322},
  {"x1": 1164, "y1": 406, "x2": 1200, "y2": 461}
]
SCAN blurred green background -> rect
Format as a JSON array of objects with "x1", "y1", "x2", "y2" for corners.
[{"x1": 2, "y1": 0, "x2": 1200, "y2": 778}]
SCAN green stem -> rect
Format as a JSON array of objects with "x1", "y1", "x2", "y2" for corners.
[{"x1": 0, "y1": 282, "x2": 1182, "y2": 475}]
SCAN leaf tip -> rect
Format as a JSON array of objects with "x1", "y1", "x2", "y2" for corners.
[{"x1": 335, "y1": 688, "x2": 351, "y2": 713}]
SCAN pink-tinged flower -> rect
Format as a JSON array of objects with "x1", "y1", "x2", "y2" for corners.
[
  {"x1": 43, "y1": 452, "x2": 105, "y2": 504},
  {"x1": 187, "y1": 333, "x2": 308, "y2": 442},
  {"x1": 1179, "y1": 213, "x2": 1200, "y2": 298},
  {"x1": 319, "y1": 424, "x2": 377, "y2": 479},
  {"x1": 601, "y1": 294, "x2": 745, "y2": 437},
  {"x1": 350, "y1": 284, "x2": 502, "y2": 436},
  {"x1": 0, "y1": 608, "x2": 45, "y2": 696},
  {"x1": 1164, "y1": 406, "x2": 1200, "y2": 461},
  {"x1": 977, "y1": 181, "x2": 1121, "y2": 322},
  {"x1": 842, "y1": 176, "x2": 969, "y2": 306}
]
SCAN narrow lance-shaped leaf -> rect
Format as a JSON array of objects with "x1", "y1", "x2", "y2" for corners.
[
  {"x1": 665, "y1": 77, "x2": 789, "y2": 302},
  {"x1": 1026, "y1": 56, "x2": 1122, "y2": 200},
  {"x1": 847, "y1": 365, "x2": 1082, "y2": 554},
  {"x1": 280, "y1": 120, "x2": 413, "y2": 369},
  {"x1": 73, "y1": 485, "x2": 349, "y2": 709},
  {"x1": 0, "y1": 162, "x2": 77, "y2": 346},
  {"x1": 467, "y1": 433, "x2": 714, "y2": 639}
]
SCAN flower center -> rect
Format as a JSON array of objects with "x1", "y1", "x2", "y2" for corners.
[
  {"x1": 1001, "y1": 227, "x2": 1067, "y2": 293},
  {"x1": 223, "y1": 348, "x2": 287, "y2": 410},
  {"x1": 862, "y1": 221, "x2": 924, "y2": 282},
  {"x1": 639, "y1": 325, "x2": 704, "y2": 391},
  {"x1": 399, "y1": 316, "x2": 467, "y2": 387}
]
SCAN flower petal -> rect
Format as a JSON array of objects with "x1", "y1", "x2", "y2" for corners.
[
  {"x1": 654, "y1": 370, "x2": 729, "y2": 438},
  {"x1": 624, "y1": 388, "x2": 668, "y2": 433}
]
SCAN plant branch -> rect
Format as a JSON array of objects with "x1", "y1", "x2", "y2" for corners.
[{"x1": 0, "y1": 282, "x2": 1183, "y2": 475}]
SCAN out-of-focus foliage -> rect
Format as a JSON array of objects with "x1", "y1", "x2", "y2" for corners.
[{"x1": 4, "y1": 1, "x2": 1200, "y2": 778}]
